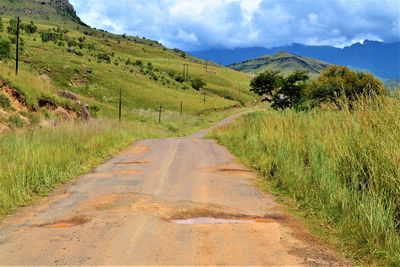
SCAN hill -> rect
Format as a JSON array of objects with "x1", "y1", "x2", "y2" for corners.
[
  {"x1": 189, "y1": 41, "x2": 400, "y2": 80},
  {"x1": 0, "y1": 0, "x2": 255, "y2": 130},
  {"x1": 228, "y1": 52, "x2": 330, "y2": 75},
  {"x1": 0, "y1": 0, "x2": 84, "y2": 25}
]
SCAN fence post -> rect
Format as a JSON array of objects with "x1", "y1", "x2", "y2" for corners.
[
  {"x1": 159, "y1": 105, "x2": 162, "y2": 124},
  {"x1": 118, "y1": 88, "x2": 122, "y2": 122},
  {"x1": 180, "y1": 100, "x2": 183, "y2": 117},
  {"x1": 15, "y1": 17, "x2": 20, "y2": 76}
]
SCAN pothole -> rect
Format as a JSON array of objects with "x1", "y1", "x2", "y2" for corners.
[
  {"x1": 170, "y1": 217, "x2": 252, "y2": 225},
  {"x1": 217, "y1": 168, "x2": 252, "y2": 173},
  {"x1": 114, "y1": 161, "x2": 150, "y2": 165},
  {"x1": 169, "y1": 215, "x2": 275, "y2": 225},
  {"x1": 37, "y1": 216, "x2": 90, "y2": 229}
]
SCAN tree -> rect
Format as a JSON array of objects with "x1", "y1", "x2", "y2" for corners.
[
  {"x1": 250, "y1": 70, "x2": 309, "y2": 110},
  {"x1": 273, "y1": 70, "x2": 309, "y2": 110},
  {"x1": 308, "y1": 66, "x2": 386, "y2": 108},
  {"x1": 250, "y1": 70, "x2": 282, "y2": 103},
  {"x1": 191, "y1": 77, "x2": 207, "y2": 90},
  {"x1": 0, "y1": 37, "x2": 11, "y2": 59}
]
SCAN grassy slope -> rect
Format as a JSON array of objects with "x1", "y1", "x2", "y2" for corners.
[
  {"x1": 0, "y1": 15, "x2": 255, "y2": 120},
  {"x1": 229, "y1": 52, "x2": 331, "y2": 76},
  {"x1": 210, "y1": 98, "x2": 400, "y2": 265}
]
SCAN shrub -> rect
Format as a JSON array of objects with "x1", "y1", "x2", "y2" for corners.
[
  {"x1": 0, "y1": 94, "x2": 11, "y2": 110},
  {"x1": 40, "y1": 31, "x2": 59, "y2": 43},
  {"x1": 7, "y1": 18, "x2": 17, "y2": 35},
  {"x1": 8, "y1": 114, "x2": 25, "y2": 128},
  {"x1": 174, "y1": 75, "x2": 185, "y2": 83},
  {"x1": 89, "y1": 105, "x2": 100, "y2": 118},
  {"x1": 308, "y1": 66, "x2": 386, "y2": 109},
  {"x1": 191, "y1": 77, "x2": 207, "y2": 90},
  {"x1": 23, "y1": 21, "x2": 37, "y2": 35},
  {"x1": 0, "y1": 37, "x2": 11, "y2": 60},
  {"x1": 0, "y1": 17, "x2": 3, "y2": 32}
]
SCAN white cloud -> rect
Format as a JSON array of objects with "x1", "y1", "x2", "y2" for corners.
[{"x1": 70, "y1": 0, "x2": 400, "y2": 50}]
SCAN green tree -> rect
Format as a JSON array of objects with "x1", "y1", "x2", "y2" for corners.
[
  {"x1": 308, "y1": 66, "x2": 386, "y2": 108},
  {"x1": 250, "y1": 70, "x2": 310, "y2": 110},
  {"x1": 191, "y1": 77, "x2": 207, "y2": 90},
  {"x1": 0, "y1": 37, "x2": 11, "y2": 60},
  {"x1": 250, "y1": 70, "x2": 282, "y2": 103}
]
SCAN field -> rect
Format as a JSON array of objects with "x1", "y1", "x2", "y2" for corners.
[{"x1": 211, "y1": 97, "x2": 400, "y2": 265}]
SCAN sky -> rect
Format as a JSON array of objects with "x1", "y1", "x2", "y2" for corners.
[{"x1": 69, "y1": 0, "x2": 400, "y2": 51}]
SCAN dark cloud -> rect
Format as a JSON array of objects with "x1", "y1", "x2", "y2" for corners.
[{"x1": 70, "y1": 0, "x2": 400, "y2": 50}]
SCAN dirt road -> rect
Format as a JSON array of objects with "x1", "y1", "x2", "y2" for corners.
[{"x1": 0, "y1": 114, "x2": 346, "y2": 266}]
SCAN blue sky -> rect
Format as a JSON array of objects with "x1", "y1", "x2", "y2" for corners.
[{"x1": 69, "y1": 0, "x2": 400, "y2": 51}]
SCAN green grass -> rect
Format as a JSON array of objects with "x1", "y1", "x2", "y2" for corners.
[
  {"x1": 0, "y1": 15, "x2": 256, "y2": 120},
  {"x1": 210, "y1": 97, "x2": 400, "y2": 266},
  {"x1": 0, "y1": 104, "x2": 247, "y2": 218}
]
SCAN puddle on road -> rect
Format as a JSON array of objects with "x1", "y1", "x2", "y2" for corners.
[{"x1": 170, "y1": 217, "x2": 270, "y2": 225}]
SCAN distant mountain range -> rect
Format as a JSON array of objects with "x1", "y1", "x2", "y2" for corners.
[
  {"x1": 229, "y1": 52, "x2": 330, "y2": 75},
  {"x1": 189, "y1": 41, "x2": 400, "y2": 80}
]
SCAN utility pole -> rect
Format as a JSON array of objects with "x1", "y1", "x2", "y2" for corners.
[
  {"x1": 205, "y1": 60, "x2": 208, "y2": 73},
  {"x1": 203, "y1": 89, "x2": 206, "y2": 104},
  {"x1": 118, "y1": 88, "x2": 122, "y2": 122},
  {"x1": 15, "y1": 16, "x2": 20, "y2": 76}
]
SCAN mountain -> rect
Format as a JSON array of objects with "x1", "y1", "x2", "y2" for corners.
[
  {"x1": 0, "y1": 0, "x2": 254, "y2": 130},
  {"x1": 0, "y1": 0, "x2": 85, "y2": 25},
  {"x1": 229, "y1": 52, "x2": 331, "y2": 75},
  {"x1": 190, "y1": 41, "x2": 400, "y2": 80}
]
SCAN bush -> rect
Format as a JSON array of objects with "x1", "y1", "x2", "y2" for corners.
[
  {"x1": 8, "y1": 115, "x2": 25, "y2": 128},
  {"x1": 0, "y1": 38, "x2": 11, "y2": 60},
  {"x1": 40, "y1": 31, "x2": 59, "y2": 43},
  {"x1": 308, "y1": 66, "x2": 386, "y2": 109},
  {"x1": 22, "y1": 21, "x2": 37, "y2": 35},
  {"x1": 0, "y1": 17, "x2": 3, "y2": 32},
  {"x1": 174, "y1": 75, "x2": 185, "y2": 83},
  {"x1": 191, "y1": 77, "x2": 207, "y2": 90},
  {"x1": 7, "y1": 18, "x2": 17, "y2": 35},
  {"x1": 0, "y1": 94, "x2": 11, "y2": 110},
  {"x1": 88, "y1": 105, "x2": 100, "y2": 118}
]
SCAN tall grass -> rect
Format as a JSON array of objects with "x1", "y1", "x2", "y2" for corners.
[
  {"x1": 0, "y1": 120, "x2": 167, "y2": 217},
  {"x1": 211, "y1": 97, "x2": 400, "y2": 265}
]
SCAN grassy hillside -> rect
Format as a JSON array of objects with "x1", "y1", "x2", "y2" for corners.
[
  {"x1": 211, "y1": 97, "x2": 400, "y2": 266},
  {"x1": 229, "y1": 52, "x2": 331, "y2": 75},
  {"x1": 0, "y1": 0, "x2": 255, "y2": 129}
]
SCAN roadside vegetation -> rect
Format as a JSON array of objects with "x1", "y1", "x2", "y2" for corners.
[
  {"x1": 211, "y1": 67, "x2": 400, "y2": 265},
  {"x1": 0, "y1": 104, "x2": 244, "y2": 218}
]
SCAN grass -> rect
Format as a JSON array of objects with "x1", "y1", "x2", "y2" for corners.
[
  {"x1": 0, "y1": 104, "x2": 247, "y2": 218},
  {"x1": 210, "y1": 97, "x2": 400, "y2": 266},
  {"x1": 0, "y1": 15, "x2": 256, "y2": 120}
]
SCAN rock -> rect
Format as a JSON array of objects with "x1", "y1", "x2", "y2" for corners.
[{"x1": 39, "y1": 74, "x2": 51, "y2": 82}]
